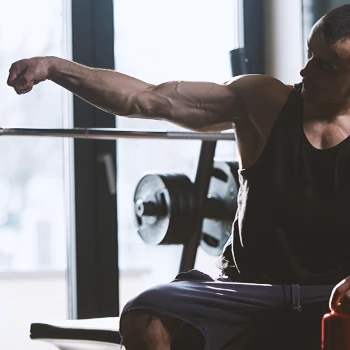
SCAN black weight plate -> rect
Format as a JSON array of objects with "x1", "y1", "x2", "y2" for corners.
[
  {"x1": 158, "y1": 174, "x2": 182, "y2": 244},
  {"x1": 160, "y1": 174, "x2": 197, "y2": 244},
  {"x1": 134, "y1": 173, "x2": 196, "y2": 246}
]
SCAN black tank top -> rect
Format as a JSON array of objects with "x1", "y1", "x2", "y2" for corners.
[{"x1": 218, "y1": 83, "x2": 350, "y2": 285}]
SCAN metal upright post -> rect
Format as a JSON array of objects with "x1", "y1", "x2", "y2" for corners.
[{"x1": 179, "y1": 141, "x2": 217, "y2": 272}]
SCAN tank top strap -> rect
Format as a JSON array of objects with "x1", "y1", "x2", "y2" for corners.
[
  {"x1": 239, "y1": 82, "x2": 304, "y2": 180},
  {"x1": 274, "y1": 82, "x2": 303, "y2": 126}
]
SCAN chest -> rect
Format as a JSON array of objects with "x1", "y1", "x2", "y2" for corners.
[
  {"x1": 302, "y1": 106, "x2": 350, "y2": 149},
  {"x1": 266, "y1": 144, "x2": 350, "y2": 226},
  {"x1": 257, "y1": 129, "x2": 350, "y2": 204},
  {"x1": 303, "y1": 123, "x2": 350, "y2": 149}
]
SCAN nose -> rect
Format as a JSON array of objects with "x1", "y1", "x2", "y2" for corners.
[{"x1": 300, "y1": 58, "x2": 316, "y2": 78}]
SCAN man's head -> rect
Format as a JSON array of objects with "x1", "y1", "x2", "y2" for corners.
[{"x1": 300, "y1": 4, "x2": 350, "y2": 105}]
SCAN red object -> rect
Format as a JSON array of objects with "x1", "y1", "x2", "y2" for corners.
[{"x1": 322, "y1": 311, "x2": 350, "y2": 350}]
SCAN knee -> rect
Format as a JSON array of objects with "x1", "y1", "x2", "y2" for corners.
[{"x1": 120, "y1": 311, "x2": 174, "y2": 349}]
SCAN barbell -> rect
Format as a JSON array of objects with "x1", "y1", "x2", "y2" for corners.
[
  {"x1": 0, "y1": 127, "x2": 235, "y2": 141},
  {"x1": 0, "y1": 126, "x2": 237, "y2": 256}
]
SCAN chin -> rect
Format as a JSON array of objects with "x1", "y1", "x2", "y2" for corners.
[{"x1": 301, "y1": 85, "x2": 340, "y2": 104}]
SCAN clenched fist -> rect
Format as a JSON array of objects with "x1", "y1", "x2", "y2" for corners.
[
  {"x1": 329, "y1": 276, "x2": 350, "y2": 313},
  {"x1": 7, "y1": 57, "x2": 52, "y2": 94}
]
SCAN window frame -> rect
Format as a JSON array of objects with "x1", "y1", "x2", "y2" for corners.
[{"x1": 70, "y1": 0, "x2": 119, "y2": 319}]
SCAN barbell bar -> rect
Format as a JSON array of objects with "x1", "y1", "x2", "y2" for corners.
[{"x1": 0, "y1": 127, "x2": 236, "y2": 141}]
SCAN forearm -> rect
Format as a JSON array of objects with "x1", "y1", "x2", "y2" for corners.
[{"x1": 48, "y1": 56, "x2": 153, "y2": 116}]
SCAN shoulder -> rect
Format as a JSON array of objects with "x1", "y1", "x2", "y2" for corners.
[
  {"x1": 225, "y1": 75, "x2": 294, "y2": 126},
  {"x1": 221, "y1": 76, "x2": 299, "y2": 169},
  {"x1": 226, "y1": 74, "x2": 293, "y2": 100}
]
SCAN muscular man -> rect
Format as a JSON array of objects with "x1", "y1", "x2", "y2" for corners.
[{"x1": 7, "y1": 4, "x2": 350, "y2": 350}]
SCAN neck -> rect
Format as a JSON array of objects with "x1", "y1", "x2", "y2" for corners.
[{"x1": 304, "y1": 100, "x2": 350, "y2": 122}]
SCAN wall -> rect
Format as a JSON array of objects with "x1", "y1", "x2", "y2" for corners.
[
  {"x1": 264, "y1": 0, "x2": 304, "y2": 84},
  {"x1": 0, "y1": 273, "x2": 68, "y2": 350}
]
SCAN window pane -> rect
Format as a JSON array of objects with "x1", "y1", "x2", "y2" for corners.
[
  {"x1": 114, "y1": 0, "x2": 239, "y2": 309},
  {"x1": 0, "y1": 1, "x2": 71, "y2": 349}
]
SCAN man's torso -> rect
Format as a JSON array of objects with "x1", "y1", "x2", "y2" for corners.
[{"x1": 220, "y1": 83, "x2": 350, "y2": 285}]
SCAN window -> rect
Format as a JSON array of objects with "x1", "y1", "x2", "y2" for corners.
[
  {"x1": 0, "y1": 0, "x2": 72, "y2": 349},
  {"x1": 114, "y1": 0, "x2": 239, "y2": 309}
]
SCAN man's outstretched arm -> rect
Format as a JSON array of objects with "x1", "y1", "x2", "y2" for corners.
[
  {"x1": 7, "y1": 56, "x2": 245, "y2": 132},
  {"x1": 7, "y1": 56, "x2": 288, "y2": 132}
]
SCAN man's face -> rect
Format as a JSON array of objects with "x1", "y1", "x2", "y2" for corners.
[{"x1": 300, "y1": 22, "x2": 350, "y2": 104}]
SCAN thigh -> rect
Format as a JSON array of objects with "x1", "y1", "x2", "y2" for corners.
[{"x1": 121, "y1": 270, "x2": 287, "y2": 350}]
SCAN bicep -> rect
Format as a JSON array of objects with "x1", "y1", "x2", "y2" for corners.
[{"x1": 133, "y1": 80, "x2": 246, "y2": 132}]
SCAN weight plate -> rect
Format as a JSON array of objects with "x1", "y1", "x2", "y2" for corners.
[{"x1": 134, "y1": 173, "x2": 196, "y2": 245}]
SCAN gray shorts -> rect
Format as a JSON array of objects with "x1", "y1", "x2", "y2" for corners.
[{"x1": 120, "y1": 269, "x2": 334, "y2": 350}]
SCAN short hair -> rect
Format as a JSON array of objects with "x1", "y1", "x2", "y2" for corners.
[{"x1": 321, "y1": 4, "x2": 350, "y2": 43}]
